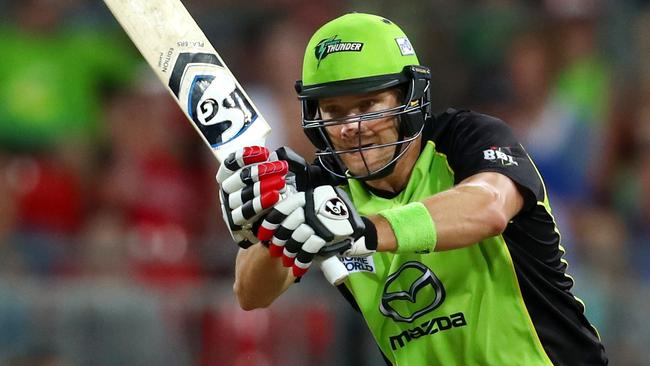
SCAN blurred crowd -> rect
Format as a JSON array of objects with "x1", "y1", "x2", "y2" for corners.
[{"x1": 0, "y1": 0, "x2": 649, "y2": 365}]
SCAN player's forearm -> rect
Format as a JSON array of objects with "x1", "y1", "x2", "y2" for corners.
[
  {"x1": 368, "y1": 174, "x2": 522, "y2": 253},
  {"x1": 421, "y1": 183, "x2": 510, "y2": 250},
  {"x1": 233, "y1": 244, "x2": 294, "y2": 310},
  {"x1": 367, "y1": 186, "x2": 505, "y2": 253}
]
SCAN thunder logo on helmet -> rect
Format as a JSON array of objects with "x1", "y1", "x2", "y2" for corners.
[{"x1": 314, "y1": 36, "x2": 364, "y2": 67}]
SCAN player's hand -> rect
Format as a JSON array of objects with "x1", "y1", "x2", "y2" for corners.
[
  {"x1": 257, "y1": 185, "x2": 378, "y2": 278},
  {"x1": 270, "y1": 146, "x2": 334, "y2": 191},
  {"x1": 253, "y1": 146, "x2": 337, "y2": 240},
  {"x1": 217, "y1": 146, "x2": 288, "y2": 248}
]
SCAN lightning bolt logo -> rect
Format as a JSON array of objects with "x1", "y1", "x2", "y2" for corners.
[{"x1": 314, "y1": 36, "x2": 363, "y2": 68}]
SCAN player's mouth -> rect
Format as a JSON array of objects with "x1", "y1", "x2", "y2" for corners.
[
  {"x1": 342, "y1": 143, "x2": 374, "y2": 152},
  {"x1": 338, "y1": 143, "x2": 372, "y2": 150}
]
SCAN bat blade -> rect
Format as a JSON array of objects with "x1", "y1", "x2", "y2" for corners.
[
  {"x1": 102, "y1": 0, "x2": 271, "y2": 162},
  {"x1": 103, "y1": 0, "x2": 348, "y2": 286}
]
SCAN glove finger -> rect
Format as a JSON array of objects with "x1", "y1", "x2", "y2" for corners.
[
  {"x1": 222, "y1": 160, "x2": 288, "y2": 194},
  {"x1": 222, "y1": 198, "x2": 262, "y2": 233},
  {"x1": 221, "y1": 188, "x2": 260, "y2": 249},
  {"x1": 216, "y1": 146, "x2": 269, "y2": 183},
  {"x1": 257, "y1": 192, "x2": 306, "y2": 241},
  {"x1": 227, "y1": 175, "x2": 286, "y2": 209},
  {"x1": 220, "y1": 190, "x2": 241, "y2": 232},
  {"x1": 268, "y1": 207, "x2": 305, "y2": 257},
  {"x1": 231, "y1": 190, "x2": 281, "y2": 225},
  {"x1": 282, "y1": 224, "x2": 314, "y2": 267},
  {"x1": 292, "y1": 235, "x2": 326, "y2": 278}
]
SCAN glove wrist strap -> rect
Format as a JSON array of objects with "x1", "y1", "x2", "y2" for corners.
[{"x1": 360, "y1": 216, "x2": 378, "y2": 251}]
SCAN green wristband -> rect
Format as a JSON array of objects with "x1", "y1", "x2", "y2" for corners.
[{"x1": 378, "y1": 202, "x2": 437, "y2": 253}]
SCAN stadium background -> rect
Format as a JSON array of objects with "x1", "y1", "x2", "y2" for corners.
[{"x1": 1, "y1": 0, "x2": 649, "y2": 364}]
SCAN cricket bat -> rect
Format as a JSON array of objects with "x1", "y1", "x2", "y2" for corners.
[{"x1": 102, "y1": 0, "x2": 348, "y2": 286}]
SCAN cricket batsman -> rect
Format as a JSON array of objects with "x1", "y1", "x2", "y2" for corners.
[{"x1": 217, "y1": 13, "x2": 608, "y2": 365}]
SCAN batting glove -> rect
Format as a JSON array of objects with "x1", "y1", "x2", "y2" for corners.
[
  {"x1": 217, "y1": 146, "x2": 288, "y2": 248},
  {"x1": 258, "y1": 185, "x2": 378, "y2": 278}
]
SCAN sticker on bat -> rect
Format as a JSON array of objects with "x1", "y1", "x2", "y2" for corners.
[{"x1": 169, "y1": 52, "x2": 257, "y2": 147}]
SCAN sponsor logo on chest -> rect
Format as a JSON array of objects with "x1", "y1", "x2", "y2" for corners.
[{"x1": 339, "y1": 256, "x2": 375, "y2": 273}]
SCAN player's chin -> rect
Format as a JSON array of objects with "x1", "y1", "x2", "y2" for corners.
[{"x1": 342, "y1": 154, "x2": 390, "y2": 176}]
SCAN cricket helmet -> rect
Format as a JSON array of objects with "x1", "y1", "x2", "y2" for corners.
[{"x1": 295, "y1": 13, "x2": 431, "y2": 180}]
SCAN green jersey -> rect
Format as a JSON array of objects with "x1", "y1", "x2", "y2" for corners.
[{"x1": 334, "y1": 109, "x2": 607, "y2": 365}]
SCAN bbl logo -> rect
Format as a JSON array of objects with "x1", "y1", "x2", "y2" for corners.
[
  {"x1": 482, "y1": 146, "x2": 519, "y2": 166},
  {"x1": 380, "y1": 262, "x2": 446, "y2": 323},
  {"x1": 314, "y1": 36, "x2": 363, "y2": 68}
]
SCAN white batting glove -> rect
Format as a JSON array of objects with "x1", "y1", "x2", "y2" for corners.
[
  {"x1": 217, "y1": 146, "x2": 288, "y2": 248},
  {"x1": 258, "y1": 185, "x2": 377, "y2": 278}
]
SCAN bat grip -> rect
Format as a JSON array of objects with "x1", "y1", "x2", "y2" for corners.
[{"x1": 318, "y1": 255, "x2": 349, "y2": 286}]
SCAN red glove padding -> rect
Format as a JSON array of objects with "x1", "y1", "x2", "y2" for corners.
[{"x1": 217, "y1": 146, "x2": 288, "y2": 248}]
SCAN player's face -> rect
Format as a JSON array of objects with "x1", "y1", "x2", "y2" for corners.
[{"x1": 319, "y1": 89, "x2": 401, "y2": 176}]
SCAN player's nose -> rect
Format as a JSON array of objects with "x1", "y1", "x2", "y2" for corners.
[{"x1": 340, "y1": 121, "x2": 360, "y2": 140}]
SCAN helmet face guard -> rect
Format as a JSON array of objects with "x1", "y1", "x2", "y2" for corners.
[
  {"x1": 297, "y1": 13, "x2": 430, "y2": 180},
  {"x1": 296, "y1": 65, "x2": 432, "y2": 180}
]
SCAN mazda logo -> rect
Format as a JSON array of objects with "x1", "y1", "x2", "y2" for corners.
[{"x1": 379, "y1": 262, "x2": 446, "y2": 323}]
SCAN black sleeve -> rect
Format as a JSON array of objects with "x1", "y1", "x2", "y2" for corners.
[{"x1": 435, "y1": 110, "x2": 544, "y2": 212}]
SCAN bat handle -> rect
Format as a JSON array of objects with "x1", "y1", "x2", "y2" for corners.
[{"x1": 318, "y1": 256, "x2": 348, "y2": 286}]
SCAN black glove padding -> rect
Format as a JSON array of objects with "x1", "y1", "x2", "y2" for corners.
[{"x1": 272, "y1": 147, "x2": 338, "y2": 191}]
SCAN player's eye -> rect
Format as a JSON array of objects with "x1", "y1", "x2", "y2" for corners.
[
  {"x1": 358, "y1": 99, "x2": 376, "y2": 113},
  {"x1": 321, "y1": 105, "x2": 343, "y2": 118}
]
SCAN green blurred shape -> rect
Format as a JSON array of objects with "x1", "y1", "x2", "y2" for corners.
[{"x1": 0, "y1": 26, "x2": 138, "y2": 150}]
